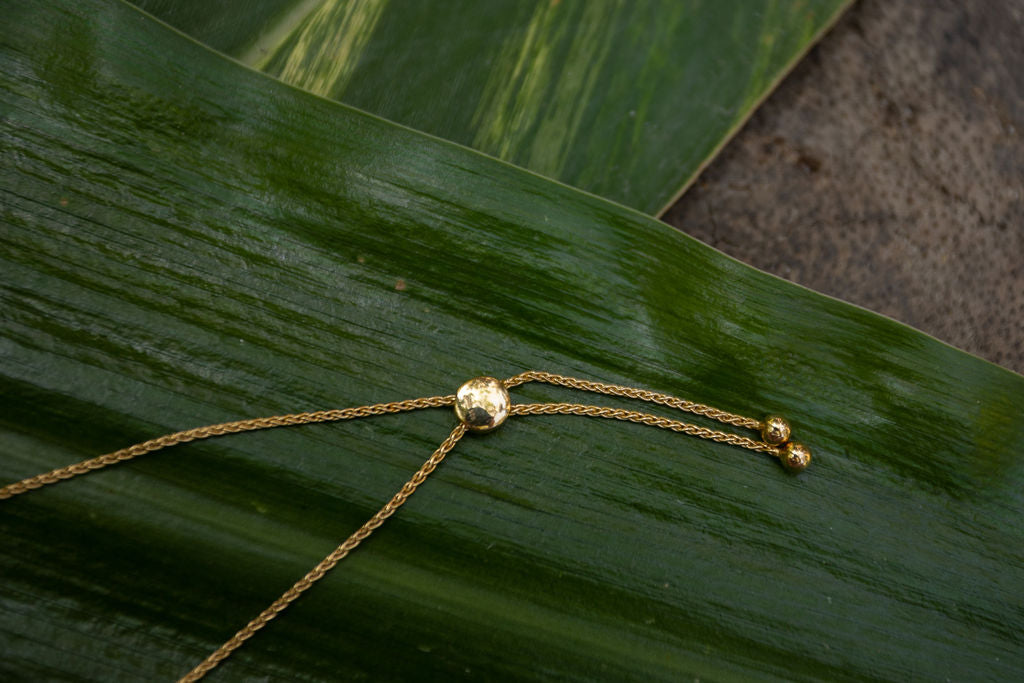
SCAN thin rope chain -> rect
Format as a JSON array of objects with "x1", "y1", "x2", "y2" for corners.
[
  {"x1": 509, "y1": 403, "x2": 777, "y2": 453},
  {"x1": 178, "y1": 422, "x2": 468, "y2": 683},
  {"x1": 505, "y1": 370, "x2": 761, "y2": 430},
  {"x1": 0, "y1": 395, "x2": 456, "y2": 500},
  {"x1": 0, "y1": 372, "x2": 779, "y2": 681}
]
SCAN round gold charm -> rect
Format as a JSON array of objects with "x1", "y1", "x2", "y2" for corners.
[
  {"x1": 780, "y1": 441, "x2": 811, "y2": 473},
  {"x1": 761, "y1": 415, "x2": 791, "y2": 445},
  {"x1": 454, "y1": 376, "x2": 510, "y2": 432}
]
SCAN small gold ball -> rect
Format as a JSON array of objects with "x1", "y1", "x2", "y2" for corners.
[
  {"x1": 761, "y1": 415, "x2": 791, "y2": 445},
  {"x1": 780, "y1": 442, "x2": 811, "y2": 473},
  {"x1": 454, "y1": 376, "x2": 510, "y2": 432}
]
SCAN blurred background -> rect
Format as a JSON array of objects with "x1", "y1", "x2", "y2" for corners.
[{"x1": 665, "y1": 0, "x2": 1024, "y2": 374}]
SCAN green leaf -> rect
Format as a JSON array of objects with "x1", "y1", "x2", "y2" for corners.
[
  {"x1": 130, "y1": 0, "x2": 852, "y2": 214},
  {"x1": 2, "y1": 1, "x2": 1022, "y2": 681}
]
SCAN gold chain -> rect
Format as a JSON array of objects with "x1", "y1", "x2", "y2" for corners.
[
  {"x1": 0, "y1": 372, "x2": 811, "y2": 681},
  {"x1": 0, "y1": 395, "x2": 454, "y2": 500},
  {"x1": 509, "y1": 403, "x2": 776, "y2": 453},
  {"x1": 504, "y1": 370, "x2": 762, "y2": 430},
  {"x1": 178, "y1": 422, "x2": 468, "y2": 682}
]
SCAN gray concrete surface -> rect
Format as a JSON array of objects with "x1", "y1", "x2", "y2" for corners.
[{"x1": 664, "y1": 0, "x2": 1024, "y2": 374}]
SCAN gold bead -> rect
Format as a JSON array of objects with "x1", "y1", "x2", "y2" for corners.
[
  {"x1": 761, "y1": 415, "x2": 791, "y2": 445},
  {"x1": 780, "y1": 442, "x2": 811, "y2": 473},
  {"x1": 454, "y1": 376, "x2": 510, "y2": 432}
]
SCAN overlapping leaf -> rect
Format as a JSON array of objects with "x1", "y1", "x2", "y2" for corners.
[{"x1": 132, "y1": 0, "x2": 852, "y2": 213}]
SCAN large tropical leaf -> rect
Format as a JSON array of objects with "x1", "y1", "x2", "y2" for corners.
[
  {"x1": 2, "y1": 1, "x2": 1022, "y2": 681},
  {"x1": 130, "y1": 0, "x2": 852, "y2": 214}
]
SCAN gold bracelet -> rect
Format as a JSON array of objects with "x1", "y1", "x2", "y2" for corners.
[{"x1": 1, "y1": 370, "x2": 811, "y2": 681}]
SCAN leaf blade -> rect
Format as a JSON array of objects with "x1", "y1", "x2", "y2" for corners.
[{"x1": 1, "y1": 1, "x2": 1023, "y2": 681}]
